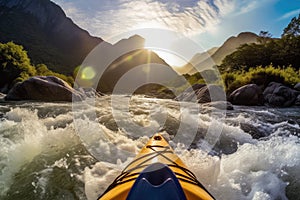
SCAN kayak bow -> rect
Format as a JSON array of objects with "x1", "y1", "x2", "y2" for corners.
[{"x1": 98, "y1": 133, "x2": 215, "y2": 200}]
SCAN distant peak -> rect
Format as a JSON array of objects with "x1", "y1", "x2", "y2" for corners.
[
  {"x1": 237, "y1": 32, "x2": 258, "y2": 38},
  {"x1": 126, "y1": 34, "x2": 145, "y2": 45},
  {"x1": 129, "y1": 34, "x2": 145, "y2": 41},
  {"x1": 114, "y1": 34, "x2": 145, "y2": 48}
]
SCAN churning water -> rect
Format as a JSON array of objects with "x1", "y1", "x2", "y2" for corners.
[{"x1": 0, "y1": 96, "x2": 299, "y2": 200}]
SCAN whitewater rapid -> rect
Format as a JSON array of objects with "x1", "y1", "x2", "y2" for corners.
[{"x1": 0, "y1": 96, "x2": 299, "y2": 200}]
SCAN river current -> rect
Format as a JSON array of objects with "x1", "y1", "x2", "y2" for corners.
[{"x1": 0, "y1": 96, "x2": 299, "y2": 200}]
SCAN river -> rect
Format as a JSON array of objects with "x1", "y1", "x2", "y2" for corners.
[{"x1": 0, "y1": 96, "x2": 299, "y2": 200}]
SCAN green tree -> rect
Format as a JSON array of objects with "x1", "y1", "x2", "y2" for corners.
[
  {"x1": 220, "y1": 43, "x2": 272, "y2": 71},
  {"x1": 0, "y1": 42, "x2": 36, "y2": 92},
  {"x1": 258, "y1": 31, "x2": 272, "y2": 44},
  {"x1": 220, "y1": 15, "x2": 300, "y2": 72},
  {"x1": 282, "y1": 14, "x2": 300, "y2": 37},
  {"x1": 280, "y1": 14, "x2": 300, "y2": 68}
]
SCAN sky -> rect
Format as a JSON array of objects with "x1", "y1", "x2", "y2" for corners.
[{"x1": 52, "y1": 0, "x2": 300, "y2": 66}]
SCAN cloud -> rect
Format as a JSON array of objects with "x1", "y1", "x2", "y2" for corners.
[
  {"x1": 278, "y1": 9, "x2": 300, "y2": 21},
  {"x1": 52, "y1": 0, "x2": 236, "y2": 41}
]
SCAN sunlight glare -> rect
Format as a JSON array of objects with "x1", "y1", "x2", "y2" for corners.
[
  {"x1": 151, "y1": 49, "x2": 187, "y2": 67},
  {"x1": 142, "y1": 30, "x2": 189, "y2": 67},
  {"x1": 80, "y1": 66, "x2": 96, "y2": 80}
]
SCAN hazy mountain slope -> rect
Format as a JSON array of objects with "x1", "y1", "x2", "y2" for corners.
[
  {"x1": 185, "y1": 32, "x2": 259, "y2": 74},
  {"x1": 175, "y1": 46, "x2": 218, "y2": 74}
]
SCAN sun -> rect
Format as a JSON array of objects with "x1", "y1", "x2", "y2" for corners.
[
  {"x1": 148, "y1": 48, "x2": 187, "y2": 67},
  {"x1": 136, "y1": 29, "x2": 190, "y2": 67},
  {"x1": 106, "y1": 28, "x2": 197, "y2": 68}
]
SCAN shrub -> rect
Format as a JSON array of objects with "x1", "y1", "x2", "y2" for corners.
[{"x1": 224, "y1": 65, "x2": 300, "y2": 94}]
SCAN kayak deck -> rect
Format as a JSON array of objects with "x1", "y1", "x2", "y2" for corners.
[{"x1": 98, "y1": 134, "x2": 215, "y2": 200}]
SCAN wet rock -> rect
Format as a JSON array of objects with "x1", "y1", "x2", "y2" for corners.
[
  {"x1": 294, "y1": 83, "x2": 300, "y2": 91},
  {"x1": 228, "y1": 84, "x2": 263, "y2": 106},
  {"x1": 202, "y1": 101, "x2": 234, "y2": 110},
  {"x1": 240, "y1": 123, "x2": 266, "y2": 139},
  {"x1": 196, "y1": 85, "x2": 226, "y2": 103},
  {"x1": 0, "y1": 92, "x2": 5, "y2": 98},
  {"x1": 0, "y1": 84, "x2": 9, "y2": 93},
  {"x1": 5, "y1": 76, "x2": 85, "y2": 102},
  {"x1": 263, "y1": 82, "x2": 298, "y2": 107},
  {"x1": 295, "y1": 94, "x2": 300, "y2": 106},
  {"x1": 175, "y1": 84, "x2": 206, "y2": 102},
  {"x1": 175, "y1": 84, "x2": 226, "y2": 104}
]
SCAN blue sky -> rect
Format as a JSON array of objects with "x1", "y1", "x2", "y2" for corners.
[{"x1": 52, "y1": 0, "x2": 300, "y2": 65}]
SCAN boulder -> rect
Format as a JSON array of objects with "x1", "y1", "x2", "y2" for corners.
[
  {"x1": 175, "y1": 84, "x2": 226, "y2": 103},
  {"x1": 263, "y1": 82, "x2": 298, "y2": 107},
  {"x1": 240, "y1": 123, "x2": 266, "y2": 139},
  {"x1": 0, "y1": 84, "x2": 9, "y2": 94},
  {"x1": 295, "y1": 94, "x2": 300, "y2": 106},
  {"x1": 175, "y1": 84, "x2": 206, "y2": 102},
  {"x1": 5, "y1": 76, "x2": 85, "y2": 102},
  {"x1": 228, "y1": 84, "x2": 263, "y2": 106},
  {"x1": 196, "y1": 85, "x2": 226, "y2": 103},
  {"x1": 263, "y1": 82, "x2": 282, "y2": 96},
  {"x1": 294, "y1": 83, "x2": 300, "y2": 91}
]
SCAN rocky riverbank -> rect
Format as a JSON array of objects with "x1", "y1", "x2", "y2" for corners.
[
  {"x1": 175, "y1": 82, "x2": 300, "y2": 108},
  {"x1": 229, "y1": 82, "x2": 300, "y2": 107},
  {"x1": 2, "y1": 75, "x2": 300, "y2": 108}
]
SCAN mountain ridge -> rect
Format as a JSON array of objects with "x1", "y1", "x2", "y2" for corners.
[{"x1": 178, "y1": 32, "x2": 259, "y2": 75}]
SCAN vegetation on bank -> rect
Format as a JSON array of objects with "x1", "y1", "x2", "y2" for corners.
[
  {"x1": 0, "y1": 41, "x2": 73, "y2": 92},
  {"x1": 223, "y1": 65, "x2": 300, "y2": 93},
  {"x1": 220, "y1": 14, "x2": 300, "y2": 93}
]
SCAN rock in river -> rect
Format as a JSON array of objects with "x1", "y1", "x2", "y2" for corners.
[
  {"x1": 229, "y1": 84, "x2": 263, "y2": 106},
  {"x1": 294, "y1": 83, "x2": 300, "y2": 91},
  {"x1": 5, "y1": 76, "x2": 84, "y2": 102},
  {"x1": 176, "y1": 84, "x2": 226, "y2": 103},
  {"x1": 263, "y1": 82, "x2": 298, "y2": 107},
  {"x1": 295, "y1": 94, "x2": 300, "y2": 106}
]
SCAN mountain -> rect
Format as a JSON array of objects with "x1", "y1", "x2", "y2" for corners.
[
  {"x1": 174, "y1": 47, "x2": 218, "y2": 74},
  {"x1": 0, "y1": 0, "x2": 105, "y2": 74},
  {"x1": 180, "y1": 32, "x2": 259, "y2": 75},
  {"x1": 77, "y1": 35, "x2": 178, "y2": 93}
]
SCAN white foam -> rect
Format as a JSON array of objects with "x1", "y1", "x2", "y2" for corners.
[
  {"x1": 84, "y1": 162, "x2": 122, "y2": 200},
  {"x1": 0, "y1": 108, "x2": 80, "y2": 196},
  {"x1": 210, "y1": 136, "x2": 299, "y2": 199}
]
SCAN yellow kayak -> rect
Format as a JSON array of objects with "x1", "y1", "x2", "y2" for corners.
[{"x1": 98, "y1": 133, "x2": 215, "y2": 200}]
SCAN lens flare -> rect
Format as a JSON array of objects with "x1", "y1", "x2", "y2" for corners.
[{"x1": 80, "y1": 66, "x2": 96, "y2": 80}]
